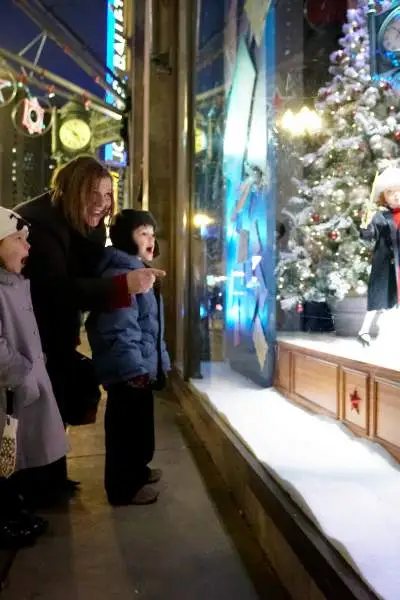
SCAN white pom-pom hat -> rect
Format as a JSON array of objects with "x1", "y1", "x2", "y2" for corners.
[
  {"x1": 0, "y1": 207, "x2": 29, "y2": 242},
  {"x1": 371, "y1": 167, "x2": 400, "y2": 202}
]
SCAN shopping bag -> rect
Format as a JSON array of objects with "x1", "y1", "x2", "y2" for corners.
[{"x1": 0, "y1": 390, "x2": 18, "y2": 479}]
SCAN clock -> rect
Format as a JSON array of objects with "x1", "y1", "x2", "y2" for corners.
[
  {"x1": 59, "y1": 117, "x2": 92, "y2": 151},
  {"x1": 370, "y1": 2, "x2": 400, "y2": 76},
  {"x1": 379, "y1": 8, "x2": 400, "y2": 54}
]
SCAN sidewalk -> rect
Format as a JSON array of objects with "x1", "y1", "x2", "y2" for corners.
[{"x1": 1, "y1": 394, "x2": 287, "y2": 600}]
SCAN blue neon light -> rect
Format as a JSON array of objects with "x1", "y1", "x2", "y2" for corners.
[
  {"x1": 104, "y1": 3, "x2": 115, "y2": 162},
  {"x1": 104, "y1": 2, "x2": 126, "y2": 166}
]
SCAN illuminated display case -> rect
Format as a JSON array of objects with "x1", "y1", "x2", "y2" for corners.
[{"x1": 191, "y1": 0, "x2": 276, "y2": 386}]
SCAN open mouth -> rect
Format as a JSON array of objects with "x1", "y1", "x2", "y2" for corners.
[{"x1": 146, "y1": 246, "x2": 154, "y2": 254}]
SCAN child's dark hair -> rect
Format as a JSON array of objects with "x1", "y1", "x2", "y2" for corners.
[{"x1": 109, "y1": 209, "x2": 159, "y2": 257}]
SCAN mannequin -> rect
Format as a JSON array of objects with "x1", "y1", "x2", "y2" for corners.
[{"x1": 358, "y1": 167, "x2": 400, "y2": 346}]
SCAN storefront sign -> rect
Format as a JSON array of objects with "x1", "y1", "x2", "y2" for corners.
[{"x1": 105, "y1": 0, "x2": 127, "y2": 166}]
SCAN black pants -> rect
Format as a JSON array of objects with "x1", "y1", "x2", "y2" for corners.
[{"x1": 105, "y1": 383, "x2": 155, "y2": 505}]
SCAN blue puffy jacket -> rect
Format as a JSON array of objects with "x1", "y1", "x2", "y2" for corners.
[{"x1": 86, "y1": 247, "x2": 170, "y2": 386}]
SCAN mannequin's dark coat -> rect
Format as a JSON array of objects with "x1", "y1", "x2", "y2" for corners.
[{"x1": 360, "y1": 210, "x2": 399, "y2": 311}]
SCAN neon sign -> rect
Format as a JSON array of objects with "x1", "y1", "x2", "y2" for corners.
[{"x1": 105, "y1": 0, "x2": 127, "y2": 165}]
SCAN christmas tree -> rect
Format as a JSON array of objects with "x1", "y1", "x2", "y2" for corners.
[{"x1": 277, "y1": 0, "x2": 400, "y2": 310}]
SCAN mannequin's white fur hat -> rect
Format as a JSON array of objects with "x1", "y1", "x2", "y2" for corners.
[
  {"x1": 372, "y1": 167, "x2": 400, "y2": 202},
  {"x1": 0, "y1": 207, "x2": 28, "y2": 242}
]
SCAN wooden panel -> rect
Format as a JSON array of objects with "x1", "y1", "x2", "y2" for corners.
[
  {"x1": 276, "y1": 346, "x2": 291, "y2": 391},
  {"x1": 342, "y1": 368, "x2": 369, "y2": 434},
  {"x1": 374, "y1": 378, "x2": 400, "y2": 449},
  {"x1": 293, "y1": 353, "x2": 338, "y2": 417}
]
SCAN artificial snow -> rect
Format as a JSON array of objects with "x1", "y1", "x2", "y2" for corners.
[
  {"x1": 278, "y1": 329, "x2": 400, "y2": 372},
  {"x1": 192, "y1": 361, "x2": 400, "y2": 600}
]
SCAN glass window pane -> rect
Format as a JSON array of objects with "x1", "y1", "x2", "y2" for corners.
[{"x1": 190, "y1": 0, "x2": 277, "y2": 386}]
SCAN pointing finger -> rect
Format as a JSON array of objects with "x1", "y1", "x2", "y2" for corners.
[{"x1": 147, "y1": 268, "x2": 166, "y2": 278}]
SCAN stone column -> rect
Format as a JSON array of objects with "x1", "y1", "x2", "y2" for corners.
[{"x1": 139, "y1": 0, "x2": 179, "y2": 357}]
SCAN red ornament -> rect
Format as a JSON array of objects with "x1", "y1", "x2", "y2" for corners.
[
  {"x1": 273, "y1": 93, "x2": 283, "y2": 110},
  {"x1": 312, "y1": 213, "x2": 320, "y2": 223},
  {"x1": 394, "y1": 131, "x2": 400, "y2": 142},
  {"x1": 296, "y1": 303, "x2": 304, "y2": 314},
  {"x1": 328, "y1": 230, "x2": 339, "y2": 241},
  {"x1": 350, "y1": 389, "x2": 361, "y2": 414}
]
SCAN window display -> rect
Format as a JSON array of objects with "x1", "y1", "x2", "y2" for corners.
[{"x1": 174, "y1": 1, "x2": 400, "y2": 598}]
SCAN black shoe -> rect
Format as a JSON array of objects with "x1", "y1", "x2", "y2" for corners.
[
  {"x1": 0, "y1": 518, "x2": 38, "y2": 549},
  {"x1": 17, "y1": 511, "x2": 48, "y2": 537}
]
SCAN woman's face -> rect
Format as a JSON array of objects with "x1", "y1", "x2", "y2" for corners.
[
  {"x1": 84, "y1": 177, "x2": 113, "y2": 228},
  {"x1": 384, "y1": 186, "x2": 400, "y2": 209}
]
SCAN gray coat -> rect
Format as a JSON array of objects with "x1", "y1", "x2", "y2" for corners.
[{"x1": 0, "y1": 268, "x2": 68, "y2": 471}]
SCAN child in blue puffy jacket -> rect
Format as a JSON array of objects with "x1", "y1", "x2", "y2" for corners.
[{"x1": 86, "y1": 210, "x2": 170, "y2": 506}]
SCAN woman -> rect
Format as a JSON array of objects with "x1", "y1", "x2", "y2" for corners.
[{"x1": 16, "y1": 155, "x2": 165, "y2": 500}]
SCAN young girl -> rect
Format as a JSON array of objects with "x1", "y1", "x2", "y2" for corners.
[
  {"x1": 0, "y1": 207, "x2": 67, "y2": 546},
  {"x1": 358, "y1": 167, "x2": 400, "y2": 346},
  {"x1": 86, "y1": 210, "x2": 170, "y2": 506}
]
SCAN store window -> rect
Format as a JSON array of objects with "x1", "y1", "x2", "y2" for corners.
[{"x1": 189, "y1": 0, "x2": 276, "y2": 386}]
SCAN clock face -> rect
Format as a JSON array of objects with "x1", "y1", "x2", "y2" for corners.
[
  {"x1": 382, "y1": 15, "x2": 400, "y2": 53},
  {"x1": 59, "y1": 118, "x2": 91, "y2": 151}
]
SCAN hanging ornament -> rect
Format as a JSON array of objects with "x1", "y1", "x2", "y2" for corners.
[
  {"x1": 328, "y1": 230, "x2": 340, "y2": 241},
  {"x1": 311, "y1": 213, "x2": 320, "y2": 223},
  {"x1": 0, "y1": 68, "x2": 17, "y2": 108},
  {"x1": 393, "y1": 131, "x2": 400, "y2": 142},
  {"x1": 296, "y1": 302, "x2": 304, "y2": 314},
  {"x1": 12, "y1": 96, "x2": 53, "y2": 137},
  {"x1": 22, "y1": 98, "x2": 44, "y2": 134}
]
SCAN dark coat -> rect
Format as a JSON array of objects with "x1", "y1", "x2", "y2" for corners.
[
  {"x1": 16, "y1": 193, "x2": 115, "y2": 419},
  {"x1": 86, "y1": 249, "x2": 170, "y2": 386},
  {"x1": 360, "y1": 210, "x2": 399, "y2": 311}
]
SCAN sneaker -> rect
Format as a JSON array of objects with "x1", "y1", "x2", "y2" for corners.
[
  {"x1": 131, "y1": 485, "x2": 159, "y2": 505},
  {"x1": 147, "y1": 468, "x2": 162, "y2": 484}
]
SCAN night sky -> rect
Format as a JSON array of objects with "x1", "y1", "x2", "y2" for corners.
[{"x1": 0, "y1": 0, "x2": 107, "y2": 98}]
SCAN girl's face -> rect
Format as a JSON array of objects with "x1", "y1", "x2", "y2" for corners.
[
  {"x1": 0, "y1": 230, "x2": 30, "y2": 274},
  {"x1": 83, "y1": 176, "x2": 113, "y2": 228},
  {"x1": 384, "y1": 186, "x2": 400, "y2": 209},
  {"x1": 133, "y1": 225, "x2": 155, "y2": 262}
]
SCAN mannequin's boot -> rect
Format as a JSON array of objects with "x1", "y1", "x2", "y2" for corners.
[{"x1": 357, "y1": 332, "x2": 371, "y2": 347}]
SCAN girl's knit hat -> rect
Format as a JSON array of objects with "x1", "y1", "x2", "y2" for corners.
[
  {"x1": 109, "y1": 209, "x2": 159, "y2": 257},
  {"x1": 372, "y1": 167, "x2": 400, "y2": 202},
  {"x1": 0, "y1": 207, "x2": 29, "y2": 242}
]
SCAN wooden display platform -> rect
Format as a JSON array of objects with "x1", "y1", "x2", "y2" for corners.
[{"x1": 275, "y1": 334, "x2": 400, "y2": 461}]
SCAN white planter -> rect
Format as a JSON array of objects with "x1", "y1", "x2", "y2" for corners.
[{"x1": 331, "y1": 295, "x2": 378, "y2": 337}]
